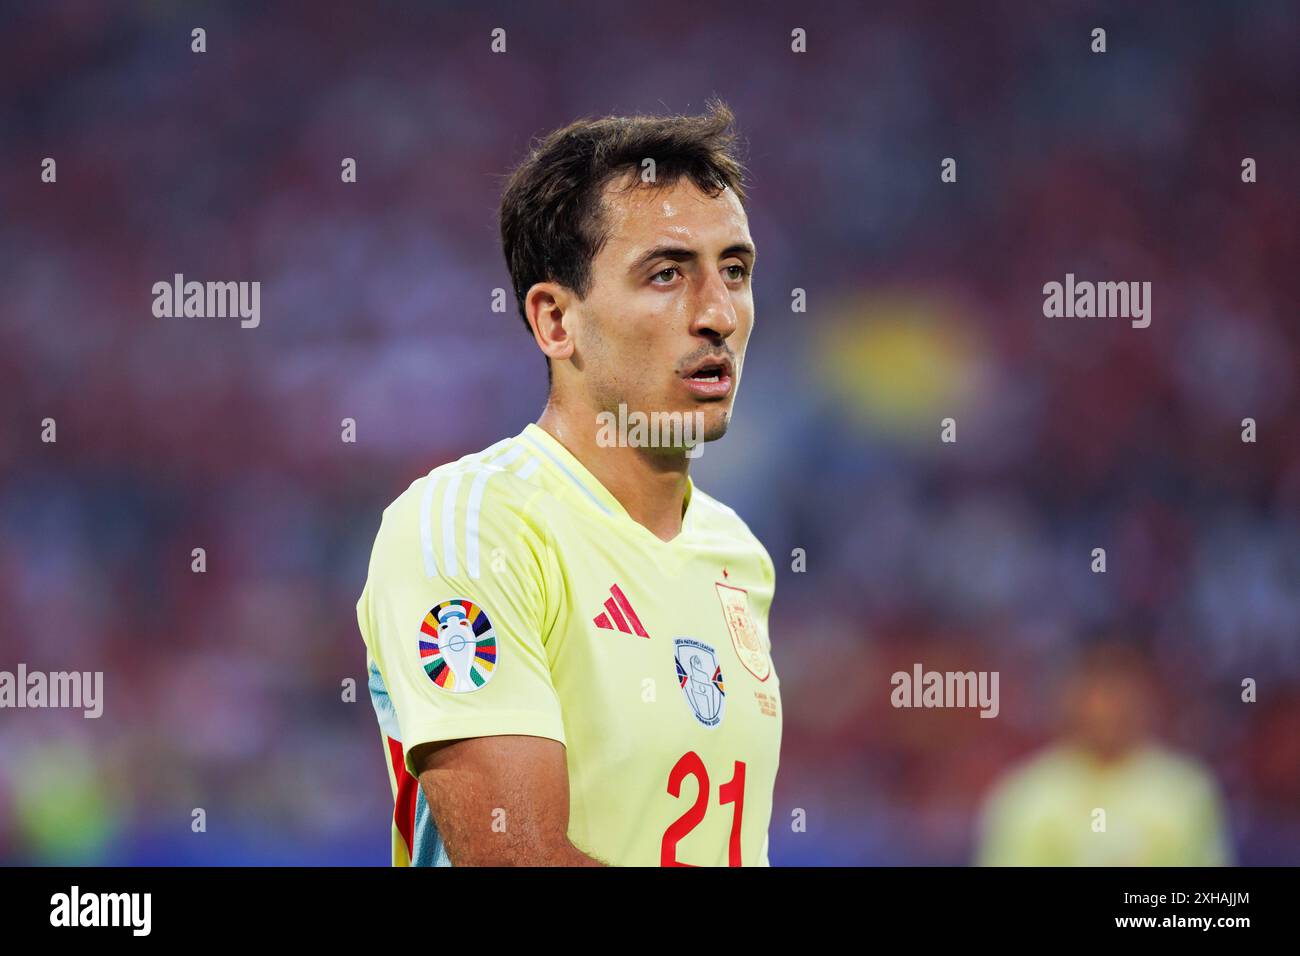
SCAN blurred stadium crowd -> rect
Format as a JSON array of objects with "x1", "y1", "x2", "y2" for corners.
[{"x1": 1, "y1": 1, "x2": 1296, "y2": 864}]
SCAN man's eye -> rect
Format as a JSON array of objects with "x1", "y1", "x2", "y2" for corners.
[
  {"x1": 652, "y1": 267, "x2": 679, "y2": 283},
  {"x1": 725, "y1": 264, "x2": 749, "y2": 280}
]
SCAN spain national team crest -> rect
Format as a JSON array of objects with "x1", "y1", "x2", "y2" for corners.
[
  {"x1": 674, "y1": 638, "x2": 726, "y2": 728},
  {"x1": 715, "y1": 582, "x2": 771, "y2": 681},
  {"x1": 419, "y1": 599, "x2": 497, "y2": 693}
]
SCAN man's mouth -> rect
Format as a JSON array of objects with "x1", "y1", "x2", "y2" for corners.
[{"x1": 681, "y1": 356, "x2": 735, "y2": 399}]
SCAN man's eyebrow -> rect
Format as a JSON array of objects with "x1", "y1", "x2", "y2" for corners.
[{"x1": 627, "y1": 241, "x2": 756, "y2": 274}]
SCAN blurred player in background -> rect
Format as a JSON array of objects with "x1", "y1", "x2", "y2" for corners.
[
  {"x1": 356, "y1": 101, "x2": 781, "y2": 866},
  {"x1": 976, "y1": 641, "x2": 1231, "y2": 866}
]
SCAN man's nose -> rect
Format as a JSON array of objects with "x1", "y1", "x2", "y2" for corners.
[{"x1": 690, "y1": 269, "x2": 738, "y2": 340}]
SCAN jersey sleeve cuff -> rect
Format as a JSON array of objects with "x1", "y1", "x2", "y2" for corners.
[{"x1": 399, "y1": 710, "x2": 567, "y2": 777}]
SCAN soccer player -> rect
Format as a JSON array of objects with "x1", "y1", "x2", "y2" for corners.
[
  {"x1": 356, "y1": 102, "x2": 781, "y2": 866},
  {"x1": 976, "y1": 641, "x2": 1231, "y2": 866}
]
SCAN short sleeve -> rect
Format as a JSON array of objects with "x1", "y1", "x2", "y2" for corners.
[
  {"x1": 357, "y1": 469, "x2": 566, "y2": 778},
  {"x1": 974, "y1": 776, "x2": 1042, "y2": 866},
  {"x1": 1185, "y1": 768, "x2": 1232, "y2": 866}
]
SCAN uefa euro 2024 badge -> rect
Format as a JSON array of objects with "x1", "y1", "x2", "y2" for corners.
[
  {"x1": 674, "y1": 638, "x2": 726, "y2": 728},
  {"x1": 419, "y1": 599, "x2": 498, "y2": 693}
]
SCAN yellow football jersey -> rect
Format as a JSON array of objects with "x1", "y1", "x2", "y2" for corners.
[
  {"x1": 357, "y1": 423, "x2": 782, "y2": 866},
  {"x1": 976, "y1": 743, "x2": 1231, "y2": 866}
]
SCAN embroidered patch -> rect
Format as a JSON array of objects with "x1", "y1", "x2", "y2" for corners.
[
  {"x1": 418, "y1": 600, "x2": 497, "y2": 693},
  {"x1": 674, "y1": 637, "x2": 726, "y2": 728},
  {"x1": 716, "y1": 582, "x2": 770, "y2": 681}
]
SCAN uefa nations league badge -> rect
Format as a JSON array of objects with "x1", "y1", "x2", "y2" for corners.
[
  {"x1": 674, "y1": 638, "x2": 726, "y2": 727},
  {"x1": 419, "y1": 599, "x2": 498, "y2": 693}
]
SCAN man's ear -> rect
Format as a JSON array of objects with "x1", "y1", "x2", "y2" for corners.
[{"x1": 526, "y1": 282, "x2": 575, "y2": 363}]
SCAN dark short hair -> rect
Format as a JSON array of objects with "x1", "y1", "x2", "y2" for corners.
[{"x1": 498, "y1": 99, "x2": 748, "y2": 349}]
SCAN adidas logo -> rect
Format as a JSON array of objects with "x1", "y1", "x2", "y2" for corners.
[{"x1": 593, "y1": 583, "x2": 649, "y2": 638}]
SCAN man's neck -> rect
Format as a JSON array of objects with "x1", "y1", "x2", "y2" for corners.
[
  {"x1": 536, "y1": 401, "x2": 691, "y2": 543},
  {"x1": 1072, "y1": 738, "x2": 1144, "y2": 771}
]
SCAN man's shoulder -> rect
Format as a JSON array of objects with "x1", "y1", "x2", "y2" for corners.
[
  {"x1": 981, "y1": 745, "x2": 1078, "y2": 814},
  {"x1": 1132, "y1": 745, "x2": 1219, "y2": 793},
  {"x1": 689, "y1": 486, "x2": 771, "y2": 558},
  {"x1": 374, "y1": 436, "x2": 551, "y2": 552}
]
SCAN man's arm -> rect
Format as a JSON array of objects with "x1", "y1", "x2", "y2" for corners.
[{"x1": 412, "y1": 735, "x2": 606, "y2": 866}]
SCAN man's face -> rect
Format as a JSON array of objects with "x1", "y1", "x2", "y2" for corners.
[
  {"x1": 1066, "y1": 671, "x2": 1150, "y2": 759},
  {"x1": 566, "y1": 174, "x2": 755, "y2": 447}
]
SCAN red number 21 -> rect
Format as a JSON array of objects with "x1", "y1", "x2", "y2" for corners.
[{"x1": 661, "y1": 751, "x2": 746, "y2": 867}]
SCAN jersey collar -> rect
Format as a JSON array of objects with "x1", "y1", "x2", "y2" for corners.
[{"x1": 519, "y1": 423, "x2": 698, "y2": 537}]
